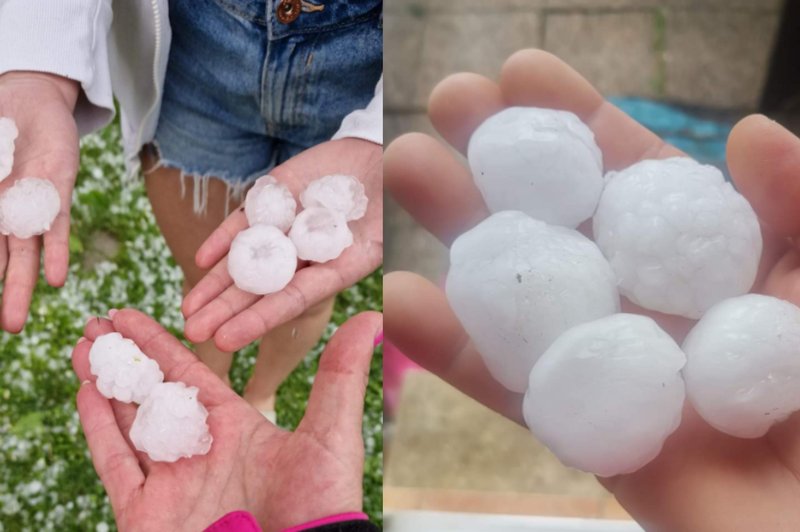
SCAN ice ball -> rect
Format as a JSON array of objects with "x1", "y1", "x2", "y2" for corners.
[
  {"x1": 683, "y1": 294, "x2": 800, "y2": 438},
  {"x1": 593, "y1": 157, "x2": 762, "y2": 319},
  {"x1": 228, "y1": 225, "x2": 297, "y2": 295},
  {"x1": 89, "y1": 332, "x2": 164, "y2": 404},
  {"x1": 129, "y1": 382, "x2": 213, "y2": 462},
  {"x1": 300, "y1": 174, "x2": 368, "y2": 221},
  {"x1": 0, "y1": 117, "x2": 18, "y2": 182},
  {"x1": 446, "y1": 211, "x2": 620, "y2": 392},
  {"x1": 289, "y1": 206, "x2": 353, "y2": 263},
  {"x1": 467, "y1": 107, "x2": 604, "y2": 228},
  {"x1": 0, "y1": 177, "x2": 61, "y2": 239},
  {"x1": 523, "y1": 314, "x2": 686, "y2": 477},
  {"x1": 244, "y1": 175, "x2": 296, "y2": 232}
]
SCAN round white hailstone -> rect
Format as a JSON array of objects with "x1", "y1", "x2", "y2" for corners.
[
  {"x1": 683, "y1": 294, "x2": 800, "y2": 438},
  {"x1": 0, "y1": 117, "x2": 18, "y2": 182},
  {"x1": 289, "y1": 206, "x2": 353, "y2": 263},
  {"x1": 467, "y1": 107, "x2": 604, "y2": 228},
  {"x1": 593, "y1": 157, "x2": 762, "y2": 319},
  {"x1": 0, "y1": 177, "x2": 61, "y2": 239},
  {"x1": 446, "y1": 211, "x2": 620, "y2": 392},
  {"x1": 299, "y1": 174, "x2": 368, "y2": 221},
  {"x1": 129, "y1": 382, "x2": 213, "y2": 462},
  {"x1": 228, "y1": 225, "x2": 297, "y2": 295},
  {"x1": 523, "y1": 314, "x2": 686, "y2": 477},
  {"x1": 89, "y1": 332, "x2": 164, "y2": 404},
  {"x1": 244, "y1": 175, "x2": 296, "y2": 232}
]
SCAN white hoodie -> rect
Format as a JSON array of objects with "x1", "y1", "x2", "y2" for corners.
[{"x1": 0, "y1": 0, "x2": 382, "y2": 172}]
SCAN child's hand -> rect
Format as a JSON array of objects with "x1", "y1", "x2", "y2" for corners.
[
  {"x1": 0, "y1": 72, "x2": 79, "y2": 332},
  {"x1": 181, "y1": 137, "x2": 382, "y2": 352},
  {"x1": 72, "y1": 309, "x2": 381, "y2": 531},
  {"x1": 384, "y1": 49, "x2": 800, "y2": 529}
]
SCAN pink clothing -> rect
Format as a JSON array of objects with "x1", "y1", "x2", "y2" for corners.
[
  {"x1": 282, "y1": 512, "x2": 369, "y2": 531},
  {"x1": 205, "y1": 511, "x2": 262, "y2": 532}
]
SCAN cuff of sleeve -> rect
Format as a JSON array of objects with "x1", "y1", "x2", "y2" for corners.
[
  {"x1": 0, "y1": 0, "x2": 115, "y2": 136},
  {"x1": 282, "y1": 512, "x2": 372, "y2": 532},
  {"x1": 205, "y1": 511, "x2": 262, "y2": 532},
  {"x1": 331, "y1": 76, "x2": 383, "y2": 146}
]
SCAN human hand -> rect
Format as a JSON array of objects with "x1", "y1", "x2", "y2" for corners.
[
  {"x1": 72, "y1": 308, "x2": 381, "y2": 531},
  {"x1": 0, "y1": 71, "x2": 79, "y2": 332},
  {"x1": 182, "y1": 138, "x2": 382, "y2": 352},
  {"x1": 384, "y1": 49, "x2": 800, "y2": 530}
]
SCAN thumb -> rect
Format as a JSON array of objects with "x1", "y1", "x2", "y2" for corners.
[{"x1": 300, "y1": 311, "x2": 382, "y2": 437}]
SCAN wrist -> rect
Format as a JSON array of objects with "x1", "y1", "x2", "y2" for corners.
[{"x1": 0, "y1": 71, "x2": 80, "y2": 110}]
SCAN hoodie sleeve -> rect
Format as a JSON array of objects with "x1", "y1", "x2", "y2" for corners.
[
  {"x1": 332, "y1": 76, "x2": 383, "y2": 146},
  {"x1": 0, "y1": 0, "x2": 115, "y2": 136}
]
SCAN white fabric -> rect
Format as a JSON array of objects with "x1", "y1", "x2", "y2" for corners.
[{"x1": 0, "y1": 0, "x2": 382, "y2": 173}]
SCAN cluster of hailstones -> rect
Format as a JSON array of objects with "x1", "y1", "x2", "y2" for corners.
[
  {"x1": 0, "y1": 118, "x2": 61, "y2": 239},
  {"x1": 448, "y1": 106, "x2": 800, "y2": 477},
  {"x1": 89, "y1": 332, "x2": 213, "y2": 462},
  {"x1": 228, "y1": 173, "x2": 368, "y2": 295}
]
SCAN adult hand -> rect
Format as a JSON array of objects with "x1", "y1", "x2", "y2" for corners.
[
  {"x1": 182, "y1": 137, "x2": 382, "y2": 352},
  {"x1": 0, "y1": 71, "x2": 79, "y2": 332},
  {"x1": 72, "y1": 308, "x2": 381, "y2": 531},
  {"x1": 384, "y1": 49, "x2": 800, "y2": 530}
]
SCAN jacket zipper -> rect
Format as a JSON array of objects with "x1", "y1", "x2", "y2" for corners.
[{"x1": 134, "y1": 0, "x2": 164, "y2": 153}]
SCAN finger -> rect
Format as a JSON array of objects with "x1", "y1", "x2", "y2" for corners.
[
  {"x1": 727, "y1": 114, "x2": 800, "y2": 237},
  {"x1": 500, "y1": 49, "x2": 682, "y2": 170},
  {"x1": 43, "y1": 208, "x2": 71, "y2": 287},
  {"x1": 428, "y1": 72, "x2": 504, "y2": 154},
  {"x1": 0, "y1": 236, "x2": 7, "y2": 280},
  {"x1": 2, "y1": 236, "x2": 40, "y2": 333},
  {"x1": 184, "y1": 282, "x2": 258, "y2": 344},
  {"x1": 76, "y1": 382, "x2": 145, "y2": 513},
  {"x1": 182, "y1": 257, "x2": 235, "y2": 319},
  {"x1": 110, "y1": 308, "x2": 232, "y2": 404},
  {"x1": 300, "y1": 311, "x2": 382, "y2": 435},
  {"x1": 385, "y1": 133, "x2": 489, "y2": 246},
  {"x1": 384, "y1": 271, "x2": 525, "y2": 424},
  {"x1": 195, "y1": 209, "x2": 249, "y2": 270}
]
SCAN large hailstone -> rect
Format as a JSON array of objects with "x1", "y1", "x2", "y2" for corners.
[
  {"x1": 289, "y1": 206, "x2": 353, "y2": 263},
  {"x1": 467, "y1": 107, "x2": 604, "y2": 228},
  {"x1": 244, "y1": 175, "x2": 296, "y2": 232},
  {"x1": 228, "y1": 225, "x2": 297, "y2": 295},
  {"x1": 0, "y1": 177, "x2": 61, "y2": 239},
  {"x1": 0, "y1": 117, "x2": 18, "y2": 182},
  {"x1": 683, "y1": 294, "x2": 800, "y2": 438},
  {"x1": 593, "y1": 157, "x2": 762, "y2": 319},
  {"x1": 129, "y1": 382, "x2": 213, "y2": 462},
  {"x1": 523, "y1": 314, "x2": 686, "y2": 477},
  {"x1": 300, "y1": 174, "x2": 368, "y2": 221},
  {"x1": 446, "y1": 211, "x2": 620, "y2": 392},
  {"x1": 89, "y1": 332, "x2": 164, "y2": 404}
]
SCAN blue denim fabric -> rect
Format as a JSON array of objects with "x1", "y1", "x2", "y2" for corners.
[{"x1": 152, "y1": 0, "x2": 382, "y2": 210}]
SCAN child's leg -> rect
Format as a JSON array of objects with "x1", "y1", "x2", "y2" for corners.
[{"x1": 243, "y1": 297, "x2": 335, "y2": 413}]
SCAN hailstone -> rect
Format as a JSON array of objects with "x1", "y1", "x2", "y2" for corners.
[
  {"x1": 523, "y1": 314, "x2": 686, "y2": 477},
  {"x1": 289, "y1": 206, "x2": 353, "y2": 263},
  {"x1": 446, "y1": 211, "x2": 620, "y2": 392},
  {"x1": 467, "y1": 107, "x2": 604, "y2": 228},
  {"x1": 300, "y1": 174, "x2": 368, "y2": 221},
  {"x1": 244, "y1": 175, "x2": 296, "y2": 232},
  {"x1": 0, "y1": 177, "x2": 61, "y2": 239},
  {"x1": 129, "y1": 382, "x2": 213, "y2": 462},
  {"x1": 0, "y1": 117, "x2": 18, "y2": 182},
  {"x1": 683, "y1": 294, "x2": 800, "y2": 438},
  {"x1": 593, "y1": 157, "x2": 762, "y2": 319},
  {"x1": 89, "y1": 332, "x2": 164, "y2": 404},
  {"x1": 228, "y1": 224, "x2": 298, "y2": 295}
]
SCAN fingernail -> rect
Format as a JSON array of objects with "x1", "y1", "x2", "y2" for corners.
[
  {"x1": 76, "y1": 336, "x2": 87, "y2": 345},
  {"x1": 373, "y1": 330, "x2": 383, "y2": 347},
  {"x1": 108, "y1": 309, "x2": 118, "y2": 319},
  {"x1": 81, "y1": 380, "x2": 91, "y2": 386}
]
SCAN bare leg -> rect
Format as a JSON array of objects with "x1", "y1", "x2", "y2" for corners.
[{"x1": 243, "y1": 296, "x2": 335, "y2": 412}]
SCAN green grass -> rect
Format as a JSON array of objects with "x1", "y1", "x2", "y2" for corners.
[{"x1": 0, "y1": 122, "x2": 383, "y2": 530}]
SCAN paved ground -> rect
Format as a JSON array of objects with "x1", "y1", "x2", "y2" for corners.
[{"x1": 384, "y1": 0, "x2": 784, "y2": 516}]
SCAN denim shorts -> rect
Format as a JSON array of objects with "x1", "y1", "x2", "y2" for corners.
[{"x1": 151, "y1": 0, "x2": 383, "y2": 213}]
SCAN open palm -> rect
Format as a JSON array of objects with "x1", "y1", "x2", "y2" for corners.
[
  {"x1": 0, "y1": 72, "x2": 79, "y2": 333},
  {"x1": 385, "y1": 50, "x2": 800, "y2": 530},
  {"x1": 182, "y1": 137, "x2": 383, "y2": 352},
  {"x1": 72, "y1": 308, "x2": 381, "y2": 531}
]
